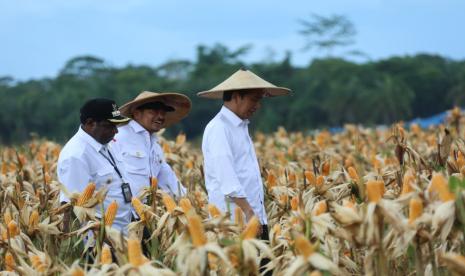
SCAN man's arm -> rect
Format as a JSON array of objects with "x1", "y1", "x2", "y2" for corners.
[
  {"x1": 57, "y1": 157, "x2": 91, "y2": 231},
  {"x1": 231, "y1": 197, "x2": 254, "y2": 221},
  {"x1": 157, "y1": 161, "x2": 186, "y2": 198}
]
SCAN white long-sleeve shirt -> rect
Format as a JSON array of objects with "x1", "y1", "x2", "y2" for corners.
[
  {"x1": 202, "y1": 106, "x2": 267, "y2": 224},
  {"x1": 112, "y1": 120, "x2": 185, "y2": 199},
  {"x1": 57, "y1": 127, "x2": 133, "y2": 234}
]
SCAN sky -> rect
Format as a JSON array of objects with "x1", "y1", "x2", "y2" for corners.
[{"x1": 1, "y1": 0, "x2": 464, "y2": 80}]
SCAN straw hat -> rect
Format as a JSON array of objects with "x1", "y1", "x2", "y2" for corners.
[
  {"x1": 119, "y1": 91, "x2": 191, "y2": 128},
  {"x1": 197, "y1": 68, "x2": 291, "y2": 99}
]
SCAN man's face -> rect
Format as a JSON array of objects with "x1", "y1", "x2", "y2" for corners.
[
  {"x1": 89, "y1": 120, "x2": 118, "y2": 144},
  {"x1": 234, "y1": 91, "x2": 264, "y2": 120},
  {"x1": 133, "y1": 108, "x2": 167, "y2": 133}
]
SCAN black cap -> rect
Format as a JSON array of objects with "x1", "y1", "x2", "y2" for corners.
[
  {"x1": 80, "y1": 98, "x2": 130, "y2": 124},
  {"x1": 136, "y1": 101, "x2": 175, "y2": 112}
]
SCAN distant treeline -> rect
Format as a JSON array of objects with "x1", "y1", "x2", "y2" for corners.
[{"x1": 1, "y1": 44, "x2": 464, "y2": 144}]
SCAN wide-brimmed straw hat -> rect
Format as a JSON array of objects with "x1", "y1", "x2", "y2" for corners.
[
  {"x1": 197, "y1": 68, "x2": 291, "y2": 99},
  {"x1": 119, "y1": 91, "x2": 191, "y2": 128}
]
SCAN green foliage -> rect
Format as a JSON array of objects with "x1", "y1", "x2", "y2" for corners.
[
  {"x1": 449, "y1": 176, "x2": 465, "y2": 193},
  {"x1": 0, "y1": 44, "x2": 464, "y2": 144}
]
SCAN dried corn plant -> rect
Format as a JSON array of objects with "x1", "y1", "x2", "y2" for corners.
[{"x1": 1, "y1": 108, "x2": 465, "y2": 275}]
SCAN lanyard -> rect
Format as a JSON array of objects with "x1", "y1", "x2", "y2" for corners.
[{"x1": 99, "y1": 148, "x2": 123, "y2": 180}]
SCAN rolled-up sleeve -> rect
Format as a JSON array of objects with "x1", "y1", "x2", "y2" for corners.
[
  {"x1": 57, "y1": 157, "x2": 91, "y2": 202},
  {"x1": 157, "y1": 161, "x2": 186, "y2": 197}
]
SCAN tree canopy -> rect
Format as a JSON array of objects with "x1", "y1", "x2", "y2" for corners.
[{"x1": 0, "y1": 44, "x2": 464, "y2": 144}]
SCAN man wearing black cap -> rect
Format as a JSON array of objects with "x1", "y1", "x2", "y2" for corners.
[{"x1": 57, "y1": 98, "x2": 133, "y2": 235}]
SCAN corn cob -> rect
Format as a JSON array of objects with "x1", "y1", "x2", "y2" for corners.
[
  {"x1": 179, "y1": 198, "x2": 193, "y2": 213},
  {"x1": 208, "y1": 204, "x2": 222, "y2": 218},
  {"x1": 187, "y1": 213, "x2": 207, "y2": 247},
  {"x1": 5, "y1": 251, "x2": 15, "y2": 271},
  {"x1": 128, "y1": 238, "x2": 147, "y2": 266},
  {"x1": 348, "y1": 166, "x2": 359, "y2": 182},
  {"x1": 162, "y1": 193, "x2": 177, "y2": 213},
  {"x1": 366, "y1": 180, "x2": 385, "y2": 203},
  {"x1": 104, "y1": 200, "x2": 118, "y2": 226},
  {"x1": 409, "y1": 197, "x2": 423, "y2": 224},
  {"x1": 312, "y1": 201, "x2": 327, "y2": 216},
  {"x1": 131, "y1": 197, "x2": 146, "y2": 221},
  {"x1": 295, "y1": 235, "x2": 314, "y2": 258},
  {"x1": 76, "y1": 182, "x2": 96, "y2": 206},
  {"x1": 241, "y1": 216, "x2": 260, "y2": 240},
  {"x1": 101, "y1": 244, "x2": 113, "y2": 264},
  {"x1": 290, "y1": 196, "x2": 299, "y2": 211}
]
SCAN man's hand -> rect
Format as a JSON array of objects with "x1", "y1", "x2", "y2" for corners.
[{"x1": 231, "y1": 197, "x2": 263, "y2": 237}]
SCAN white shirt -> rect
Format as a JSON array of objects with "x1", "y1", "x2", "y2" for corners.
[
  {"x1": 57, "y1": 127, "x2": 132, "y2": 234},
  {"x1": 112, "y1": 120, "x2": 185, "y2": 199},
  {"x1": 202, "y1": 106, "x2": 267, "y2": 224}
]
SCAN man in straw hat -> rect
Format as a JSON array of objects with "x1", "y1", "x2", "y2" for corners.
[
  {"x1": 112, "y1": 91, "x2": 191, "y2": 202},
  {"x1": 198, "y1": 69, "x2": 291, "y2": 240},
  {"x1": 58, "y1": 98, "x2": 131, "y2": 237}
]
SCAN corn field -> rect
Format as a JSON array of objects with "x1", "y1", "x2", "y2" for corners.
[{"x1": 1, "y1": 108, "x2": 465, "y2": 275}]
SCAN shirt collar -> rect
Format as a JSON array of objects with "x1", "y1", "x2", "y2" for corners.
[
  {"x1": 129, "y1": 119, "x2": 159, "y2": 141},
  {"x1": 129, "y1": 120, "x2": 146, "y2": 133},
  {"x1": 220, "y1": 106, "x2": 249, "y2": 127},
  {"x1": 77, "y1": 126, "x2": 106, "y2": 153}
]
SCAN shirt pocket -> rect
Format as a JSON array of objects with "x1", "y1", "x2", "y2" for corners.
[
  {"x1": 123, "y1": 150, "x2": 149, "y2": 175},
  {"x1": 95, "y1": 166, "x2": 115, "y2": 186}
]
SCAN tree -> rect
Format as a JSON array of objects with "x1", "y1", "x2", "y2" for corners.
[{"x1": 298, "y1": 14, "x2": 357, "y2": 57}]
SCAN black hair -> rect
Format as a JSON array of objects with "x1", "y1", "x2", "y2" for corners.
[{"x1": 222, "y1": 90, "x2": 248, "y2": 102}]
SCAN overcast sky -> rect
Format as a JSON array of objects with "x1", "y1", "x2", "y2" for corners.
[{"x1": 1, "y1": 0, "x2": 464, "y2": 80}]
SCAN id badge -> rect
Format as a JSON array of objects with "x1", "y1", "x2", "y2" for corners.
[{"x1": 121, "y1": 182, "x2": 133, "y2": 203}]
